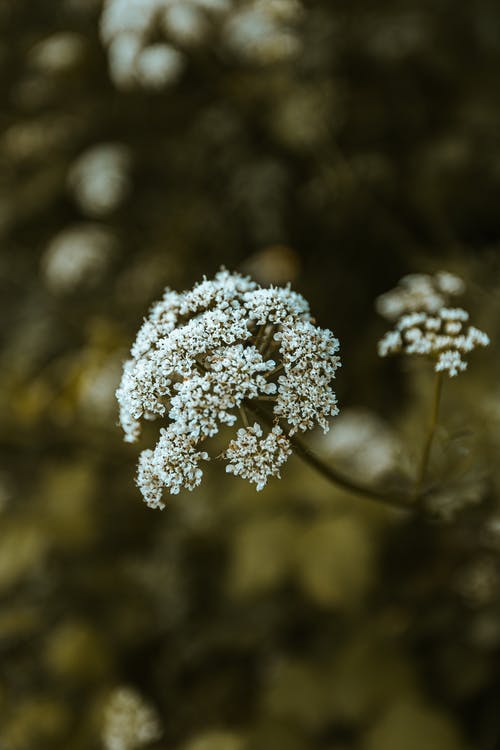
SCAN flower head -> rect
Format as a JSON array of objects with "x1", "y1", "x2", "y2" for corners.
[
  {"x1": 376, "y1": 271, "x2": 465, "y2": 320},
  {"x1": 225, "y1": 423, "x2": 292, "y2": 490},
  {"x1": 117, "y1": 269, "x2": 340, "y2": 506},
  {"x1": 377, "y1": 273, "x2": 489, "y2": 376},
  {"x1": 102, "y1": 686, "x2": 162, "y2": 750},
  {"x1": 100, "y1": 0, "x2": 303, "y2": 90}
]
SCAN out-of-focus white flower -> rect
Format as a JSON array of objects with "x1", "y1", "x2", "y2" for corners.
[
  {"x1": 135, "y1": 43, "x2": 185, "y2": 88},
  {"x1": 454, "y1": 558, "x2": 499, "y2": 607},
  {"x1": 42, "y1": 224, "x2": 116, "y2": 293},
  {"x1": 68, "y1": 143, "x2": 131, "y2": 217},
  {"x1": 318, "y1": 408, "x2": 399, "y2": 483},
  {"x1": 117, "y1": 269, "x2": 340, "y2": 507},
  {"x1": 163, "y1": 3, "x2": 209, "y2": 45},
  {"x1": 224, "y1": 0, "x2": 302, "y2": 62},
  {"x1": 100, "y1": 0, "x2": 302, "y2": 89},
  {"x1": 106, "y1": 33, "x2": 142, "y2": 88},
  {"x1": 423, "y1": 464, "x2": 486, "y2": 520},
  {"x1": 102, "y1": 686, "x2": 162, "y2": 750},
  {"x1": 377, "y1": 273, "x2": 489, "y2": 377},
  {"x1": 101, "y1": 0, "x2": 187, "y2": 88},
  {"x1": 29, "y1": 32, "x2": 86, "y2": 73},
  {"x1": 376, "y1": 271, "x2": 465, "y2": 320}
]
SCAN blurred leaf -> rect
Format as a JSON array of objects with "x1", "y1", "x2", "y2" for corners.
[
  {"x1": 295, "y1": 517, "x2": 375, "y2": 608},
  {"x1": 227, "y1": 516, "x2": 299, "y2": 597},
  {"x1": 362, "y1": 699, "x2": 466, "y2": 750}
]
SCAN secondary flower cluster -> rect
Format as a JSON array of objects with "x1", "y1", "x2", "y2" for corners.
[
  {"x1": 102, "y1": 687, "x2": 162, "y2": 750},
  {"x1": 100, "y1": 0, "x2": 303, "y2": 90},
  {"x1": 225, "y1": 423, "x2": 292, "y2": 491},
  {"x1": 117, "y1": 270, "x2": 340, "y2": 507},
  {"x1": 376, "y1": 271, "x2": 465, "y2": 319},
  {"x1": 377, "y1": 272, "x2": 489, "y2": 376}
]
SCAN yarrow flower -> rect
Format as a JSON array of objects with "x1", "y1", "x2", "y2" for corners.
[
  {"x1": 377, "y1": 273, "x2": 489, "y2": 377},
  {"x1": 117, "y1": 269, "x2": 341, "y2": 507}
]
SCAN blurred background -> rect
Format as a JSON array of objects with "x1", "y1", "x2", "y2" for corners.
[{"x1": 1, "y1": 0, "x2": 500, "y2": 748}]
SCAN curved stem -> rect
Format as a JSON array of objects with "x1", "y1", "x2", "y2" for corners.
[
  {"x1": 414, "y1": 371, "x2": 443, "y2": 504},
  {"x1": 246, "y1": 402, "x2": 412, "y2": 512},
  {"x1": 288, "y1": 431, "x2": 412, "y2": 510}
]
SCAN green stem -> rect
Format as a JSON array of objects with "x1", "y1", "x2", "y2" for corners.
[
  {"x1": 246, "y1": 402, "x2": 412, "y2": 512},
  {"x1": 414, "y1": 371, "x2": 443, "y2": 503}
]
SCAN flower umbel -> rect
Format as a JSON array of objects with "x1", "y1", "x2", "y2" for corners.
[
  {"x1": 376, "y1": 271, "x2": 465, "y2": 320},
  {"x1": 117, "y1": 270, "x2": 340, "y2": 507},
  {"x1": 102, "y1": 686, "x2": 162, "y2": 750},
  {"x1": 377, "y1": 273, "x2": 489, "y2": 377},
  {"x1": 225, "y1": 423, "x2": 292, "y2": 490},
  {"x1": 100, "y1": 0, "x2": 303, "y2": 90}
]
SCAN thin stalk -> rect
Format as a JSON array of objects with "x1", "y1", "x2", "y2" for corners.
[
  {"x1": 263, "y1": 343, "x2": 279, "y2": 360},
  {"x1": 246, "y1": 402, "x2": 412, "y2": 512},
  {"x1": 414, "y1": 371, "x2": 443, "y2": 504},
  {"x1": 267, "y1": 363, "x2": 284, "y2": 377},
  {"x1": 253, "y1": 324, "x2": 267, "y2": 351},
  {"x1": 260, "y1": 326, "x2": 277, "y2": 358},
  {"x1": 196, "y1": 356, "x2": 411, "y2": 513},
  {"x1": 239, "y1": 405, "x2": 249, "y2": 428}
]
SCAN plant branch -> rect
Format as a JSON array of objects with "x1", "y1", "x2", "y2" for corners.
[
  {"x1": 246, "y1": 401, "x2": 412, "y2": 512},
  {"x1": 239, "y1": 405, "x2": 249, "y2": 428},
  {"x1": 414, "y1": 370, "x2": 443, "y2": 504}
]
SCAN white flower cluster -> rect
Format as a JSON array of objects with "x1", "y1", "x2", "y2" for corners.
[
  {"x1": 102, "y1": 686, "x2": 162, "y2": 750},
  {"x1": 100, "y1": 0, "x2": 303, "y2": 90},
  {"x1": 319, "y1": 407, "x2": 399, "y2": 483},
  {"x1": 376, "y1": 270, "x2": 465, "y2": 320},
  {"x1": 68, "y1": 142, "x2": 131, "y2": 217},
  {"x1": 117, "y1": 269, "x2": 340, "y2": 506},
  {"x1": 377, "y1": 274, "x2": 489, "y2": 377},
  {"x1": 225, "y1": 423, "x2": 292, "y2": 490},
  {"x1": 42, "y1": 224, "x2": 116, "y2": 293},
  {"x1": 225, "y1": 0, "x2": 303, "y2": 63}
]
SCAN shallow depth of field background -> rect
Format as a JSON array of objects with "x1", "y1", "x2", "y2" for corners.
[{"x1": 2, "y1": 1, "x2": 500, "y2": 748}]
